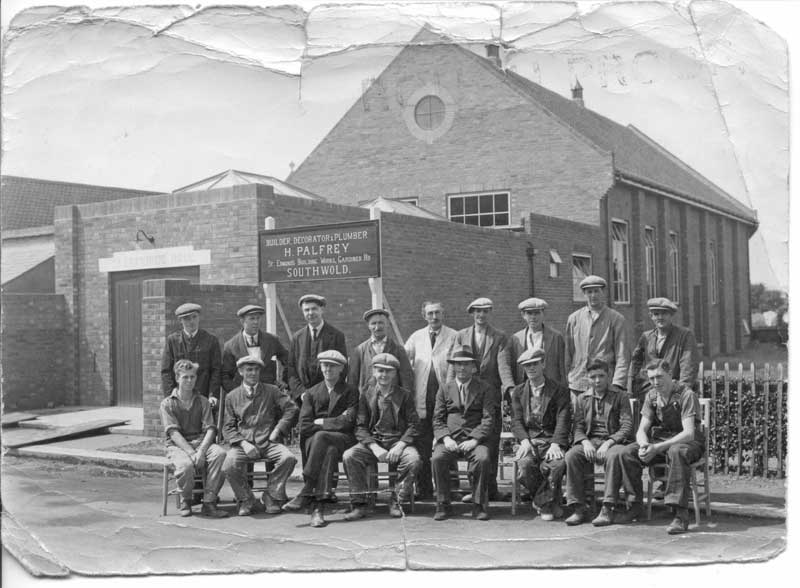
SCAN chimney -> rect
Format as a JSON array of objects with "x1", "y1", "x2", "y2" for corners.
[
  {"x1": 485, "y1": 44, "x2": 502, "y2": 68},
  {"x1": 571, "y1": 78, "x2": 584, "y2": 107}
]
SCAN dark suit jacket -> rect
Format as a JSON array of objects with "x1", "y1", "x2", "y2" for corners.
[
  {"x1": 572, "y1": 387, "x2": 633, "y2": 446},
  {"x1": 631, "y1": 324, "x2": 699, "y2": 397},
  {"x1": 447, "y1": 324, "x2": 515, "y2": 395},
  {"x1": 161, "y1": 329, "x2": 222, "y2": 399},
  {"x1": 287, "y1": 322, "x2": 348, "y2": 401},
  {"x1": 433, "y1": 378, "x2": 496, "y2": 443},
  {"x1": 355, "y1": 383, "x2": 419, "y2": 446},
  {"x1": 221, "y1": 330, "x2": 289, "y2": 392},
  {"x1": 511, "y1": 377, "x2": 571, "y2": 448},
  {"x1": 348, "y1": 337, "x2": 414, "y2": 394},
  {"x1": 222, "y1": 382, "x2": 297, "y2": 451},
  {"x1": 298, "y1": 379, "x2": 358, "y2": 440},
  {"x1": 509, "y1": 324, "x2": 567, "y2": 388}
]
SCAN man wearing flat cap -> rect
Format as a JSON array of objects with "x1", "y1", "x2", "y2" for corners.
[
  {"x1": 432, "y1": 348, "x2": 497, "y2": 521},
  {"x1": 222, "y1": 356, "x2": 298, "y2": 516},
  {"x1": 283, "y1": 350, "x2": 358, "y2": 527},
  {"x1": 511, "y1": 348, "x2": 571, "y2": 521},
  {"x1": 221, "y1": 304, "x2": 290, "y2": 394},
  {"x1": 161, "y1": 302, "x2": 222, "y2": 407},
  {"x1": 509, "y1": 297, "x2": 567, "y2": 389},
  {"x1": 404, "y1": 300, "x2": 458, "y2": 500},
  {"x1": 349, "y1": 308, "x2": 414, "y2": 395},
  {"x1": 343, "y1": 353, "x2": 421, "y2": 520},
  {"x1": 565, "y1": 276, "x2": 630, "y2": 404},
  {"x1": 630, "y1": 297, "x2": 699, "y2": 401},
  {"x1": 448, "y1": 297, "x2": 514, "y2": 502}
]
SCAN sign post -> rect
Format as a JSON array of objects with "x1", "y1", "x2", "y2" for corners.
[
  {"x1": 263, "y1": 216, "x2": 278, "y2": 335},
  {"x1": 368, "y1": 208, "x2": 383, "y2": 309}
]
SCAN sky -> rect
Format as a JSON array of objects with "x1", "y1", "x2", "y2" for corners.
[{"x1": 0, "y1": 0, "x2": 791, "y2": 293}]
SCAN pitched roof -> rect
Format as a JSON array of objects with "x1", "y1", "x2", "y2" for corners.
[
  {"x1": 0, "y1": 233, "x2": 54, "y2": 284},
  {"x1": 359, "y1": 196, "x2": 446, "y2": 220},
  {"x1": 172, "y1": 169, "x2": 323, "y2": 200},
  {"x1": 1, "y1": 176, "x2": 160, "y2": 231}
]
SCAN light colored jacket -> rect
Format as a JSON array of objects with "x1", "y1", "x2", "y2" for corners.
[
  {"x1": 404, "y1": 325, "x2": 458, "y2": 419},
  {"x1": 564, "y1": 306, "x2": 629, "y2": 392}
]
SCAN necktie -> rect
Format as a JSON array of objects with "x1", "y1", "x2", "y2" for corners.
[
  {"x1": 248, "y1": 336, "x2": 256, "y2": 346},
  {"x1": 527, "y1": 330, "x2": 535, "y2": 349},
  {"x1": 312, "y1": 327, "x2": 318, "y2": 341},
  {"x1": 430, "y1": 330, "x2": 438, "y2": 348},
  {"x1": 459, "y1": 384, "x2": 467, "y2": 407}
]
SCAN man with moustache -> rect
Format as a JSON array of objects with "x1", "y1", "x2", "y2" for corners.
[
  {"x1": 509, "y1": 297, "x2": 567, "y2": 388},
  {"x1": 348, "y1": 308, "x2": 414, "y2": 394}
]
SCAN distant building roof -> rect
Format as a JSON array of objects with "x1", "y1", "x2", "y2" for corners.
[
  {"x1": 359, "y1": 196, "x2": 446, "y2": 220},
  {"x1": 1, "y1": 175, "x2": 160, "y2": 231},
  {"x1": 172, "y1": 169, "x2": 323, "y2": 200}
]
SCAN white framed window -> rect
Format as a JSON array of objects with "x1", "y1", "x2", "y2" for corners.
[
  {"x1": 611, "y1": 220, "x2": 631, "y2": 303},
  {"x1": 669, "y1": 231, "x2": 680, "y2": 303},
  {"x1": 549, "y1": 249, "x2": 562, "y2": 278},
  {"x1": 572, "y1": 254, "x2": 592, "y2": 301},
  {"x1": 397, "y1": 197, "x2": 419, "y2": 206},
  {"x1": 709, "y1": 240, "x2": 718, "y2": 305},
  {"x1": 448, "y1": 191, "x2": 510, "y2": 228},
  {"x1": 644, "y1": 226, "x2": 657, "y2": 299}
]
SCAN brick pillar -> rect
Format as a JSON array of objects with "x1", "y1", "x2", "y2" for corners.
[{"x1": 54, "y1": 205, "x2": 80, "y2": 405}]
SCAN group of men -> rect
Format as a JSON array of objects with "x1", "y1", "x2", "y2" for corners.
[{"x1": 160, "y1": 274, "x2": 704, "y2": 534}]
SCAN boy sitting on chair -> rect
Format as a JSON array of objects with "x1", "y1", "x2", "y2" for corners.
[{"x1": 160, "y1": 359, "x2": 228, "y2": 518}]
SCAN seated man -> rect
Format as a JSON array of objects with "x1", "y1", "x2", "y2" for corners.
[
  {"x1": 343, "y1": 353, "x2": 421, "y2": 520},
  {"x1": 431, "y1": 348, "x2": 495, "y2": 521},
  {"x1": 283, "y1": 350, "x2": 358, "y2": 528},
  {"x1": 222, "y1": 356, "x2": 298, "y2": 516},
  {"x1": 563, "y1": 359, "x2": 632, "y2": 526},
  {"x1": 511, "y1": 348, "x2": 571, "y2": 521},
  {"x1": 160, "y1": 359, "x2": 228, "y2": 518},
  {"x1": 601, "y1": 359, "x2": 705, "y2": 534}
]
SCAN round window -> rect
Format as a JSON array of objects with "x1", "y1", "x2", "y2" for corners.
[{"x1": 414, "y1": 95, "x2": 446, "y2": 130}]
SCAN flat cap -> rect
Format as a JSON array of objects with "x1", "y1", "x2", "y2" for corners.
[
  {"x1": 363, "y1": 308, "x2": 389, "y2": 322},
  {"x1": 579, "y1": 275, "x2": 607, "y2": 290},
  {"x1": 237, "y1": 304, "x2": 265, "y2": 318},
  {"x1": 467, "y1": 297, "x2": 493, "y2": 312},
  {"x1": 175, "y1": 302, "x2": 202, "y2": 317},
  {"x1": 298, "y1": 294, "x2": 326, "y2": 307},
  {"x1": 236, "y1": 356, "x2": 265, "y2": 368},
  {"x1": 517, "y1": 348, "x2": 545, "y2": 366},
  {"x1": 447, "y1": 348, "x2": 479, "y2": 365},
  {"x1": 647, "y1": 297, "x2": 678, "y2": 313},
  {"x1": 174, "y1": 359, "x2": 199, "y2": 373},
  {"x1": 518, "y1": 297, "x2": 548, "y2": 311},
  {"x1": 371, "y1": 352, "x2": 400, "y2": 370},
  {"x1": 317, "y1": 349, "x2": 347, "y2": 366}
]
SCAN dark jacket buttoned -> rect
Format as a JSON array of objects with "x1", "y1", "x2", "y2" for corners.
[
  {"x1": 287, "y1": 322, "x2": 348, "y2": 402},
  {"x1": 298, "y1": 380, "x2": 358, "y2": 439},
  {"x1": 630, "y1": 324, "x2": 699, "y2": 396},
  {"x1": 511, "y1": 377, "x2": 571, "y2": 448},
  {"x1": 222, "y1": 383, "x2": 297, "y2": 451},
  {"x1": 221, "y1": 330, "x2": 289, "y2": 392},
  {"x1": 509, "y1": 324, "x2": 567, "y2": 388},
  {"x1": 355, "y1": 383, "x2": 419, "y2": 446},
  {"x1": 433, "y1": 378, "x2": 495, "y2": 443},
  {"x1": 572, "y1": 387, "x2": 633, "y2": 446},
  {"x1": 161, "y1": 329, "x2": 222, "y2": 399},
  {"x1": 447, "y1": 325, "x2": 515, "y2": 394}
]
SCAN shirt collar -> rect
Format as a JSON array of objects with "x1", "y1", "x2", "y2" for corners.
[
  {"x1": 183, "y1": 329, "x2": 198, "y2": 338},
  {"x1": 455, "y1": 377, "x2": 472, "y2": 388},
  {"x1": 309, "y1": 320, "x2": 325, "y2": 334},
  {"x1": 244, "y1": 383, "x2": 259, "y2": 397}
]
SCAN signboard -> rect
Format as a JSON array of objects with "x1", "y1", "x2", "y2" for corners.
[
  {"x1": 98, "y1": 246, "x2": 210, "y2": 273},
  {"x1": 258, "y1": 220, "x2": 381, "y2": 283}
]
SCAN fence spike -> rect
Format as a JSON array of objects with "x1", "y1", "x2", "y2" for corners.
[
  {"x1": 723, "y1": 363, "x2": 730, "y2": 474},
  {"x1": 750, "y1": 362, "x2": 756, "y2": 478},
  {"x1": 711, "y1": 361, "x2": 717, "y2": 473},
  {"x1": 763, "y1": 363, "x2": 770, "y2": 477},
  {"x1": 736, "y1": 363, "x2": 743, "y2": 476},
  {"x1": 777, "y1": 363, "x2": 784, "y2": 479}
]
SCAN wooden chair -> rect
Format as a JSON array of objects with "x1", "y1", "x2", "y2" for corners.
[
  {"x1": 645, "y1": 397, "x2": 712, "y2": 525},
  {"x1": 161, "y1": 465, "x2": 204, "y2": 516},
  {"x1": 334, "y1": 462, "x2": 416, "y2": 512}
]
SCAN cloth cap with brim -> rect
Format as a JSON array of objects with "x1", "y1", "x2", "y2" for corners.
[
  {"x1": 317, "y1": 349, "x2": 347, "y2": 366},
  {"x1": 579, "y1": 275, "x2": 608, "y2": 290},
  {"x1": 371, "y1": 353, "x2": 399, "y2": 370},
  {"x1": 175, "y1": 303, "x2": 202, "y2": 318},
  {"x1": 298, "y1": 294, "x2": 326, "y2": 307},
  {"x1": 237, "y1": 304, "x2": 265, "y2": 318},
  {"x1": 447, "y1": 348, "x2": 479, "y2": 365},
  {"x1": 518, "y1": 347, "x2": 545, "y2": 366},
  {"x1": 236, "y1": 356, "x2": 265, "y2": 368},
  {"x1": 174, "y1": 359, "x2": 199, "y2": 373},
  {"x1": 363, "y1": 308, "x2": 389, "y2": 322},
  {"x1": 647, "y1": 297, "x2": 678, "y2": 313},
  {"x1": 518, "y1": 297, "x2": 548, "y2": 311},
  {"x1": 467, "y1": 297, "x2": 493, "y2": 312}
]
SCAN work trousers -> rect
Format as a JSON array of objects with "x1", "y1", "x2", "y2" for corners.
[
  {"x1": 432, "y1": 442, "x2": 491, "y2": 509},
  {"x1": 166, "y1": 440, "x2": 226, "y2": 504},
  {"x1": 516, "y1": 451, "x2": 566, "y2": 509},
  {"x1": 223, "y1": 442, "x2": 296, "y2": 503},
  {"x1": 343, "y1": 441, "x2": 421, "y2": 505},
  {"x1": 564, "y1": 440, "x2": 626, "y2": 506},
  {"x1": 301, "y1": 431, "x2": 355, "y2": 501}
]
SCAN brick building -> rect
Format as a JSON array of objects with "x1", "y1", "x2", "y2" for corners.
[{"x1": 288, "y1": 29, "x2": 759, "y2": 356}]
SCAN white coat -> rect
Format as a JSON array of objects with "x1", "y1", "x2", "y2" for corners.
[{"x1": 404, "y1": 325, "x2": 458, "y2": 419}]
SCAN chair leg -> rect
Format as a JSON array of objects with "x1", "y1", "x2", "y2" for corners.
[
  {"x1": 161, "y1": 466, "x2": 169, "y2": 516},
  {"x1": 511, "y1": 460, "x2": 518, "y2": 516},
  {"x1": 690, "y1": 469, "x2": 701, "y2": 526},
  {"x1": 646, "y1": 468, "x2": 654, "y2": 521},
  {"x1": 704, "y1": 466, "x2": 712, "y2": 517}
]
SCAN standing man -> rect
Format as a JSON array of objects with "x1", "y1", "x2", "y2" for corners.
[
  {"x1": 600, "y1": 359, "x2": 705, "y2": 534},
  {"x1": 161, "y1": 303, "x2": 222, "y2": 407},
  {"x1": 448, "y1": 297, "x2": 515, "y2": 501},
  {"x1": 283, "y1": 350, "x2": 358, "y2": 528},
  {"x1": 405, "y1": 301, "x2": 458, "y2": 500},
  {"x1": 348, "y1": 308, "x2": 414, "y2": 394},
  {"x1": 221, "y1": 356, "x2": 298, "y2": 516},
  {"x1": 509, "y1": 297, "x2": 567, "y2": 388},
  {"x1": 343, "y1": 353, "x2": 421, "y2": 520},
  {"x1": 565, "y1": 276, "x2": 630, "y2": 405},
  {"x1": 631, "y1": 297, "x2": 699, "y2": 401},
  {"x1": 432, "y1": 349, "x2": 496, "y2": 521},
  {"x1": 221, "y1": 304, "x2": 289, "y2": 393},
  {"x1": 511, "y1": 348, "x2": 571, "y2": 521},
  {"x1": 563, "y1": 359, "x2": 632, "y2": 525}
]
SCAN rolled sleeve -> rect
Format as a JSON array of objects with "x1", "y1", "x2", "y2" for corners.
[
  {"x1": 200, "y1": 397, "x2": 217, "y2": 435},
  {"x1": 159, "y1": 398, "x2": 181, "y2": 438}
]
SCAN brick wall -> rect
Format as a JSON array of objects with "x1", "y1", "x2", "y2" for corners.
[{"x1": 1, "y1": 294, "x2": 72, "y2": 410}]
